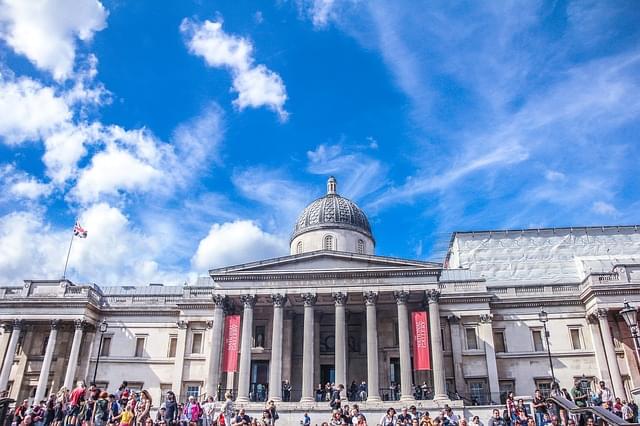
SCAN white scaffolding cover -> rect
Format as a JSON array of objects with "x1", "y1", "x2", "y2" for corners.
[{"x1": 446, "y1": 226, "x2": 640, "y2": 283}]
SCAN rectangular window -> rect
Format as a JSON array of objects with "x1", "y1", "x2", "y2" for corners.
[
  {"x1": 532, "y1": 329, "x2": 544, "y2": 352},
  {"x1": 191, "y1": 332, "x2": 203, "y2": 354},
  {"x1": 168, "y1": 335, "x2": 177, "y2": 358},
  {"x1": 493, "y1": 330, "x2": 506, "y2": 353},
  {"x1": 393, "y1": 321, "x2": 399, "y2": 346},
  {"x1": 535, "y1": 379, "x2": 552, "y2": 398},
  {"x1": 570, "y1": 327, "x2": 583, "y2": 350},
  {"x1": 465, "y1": 327, "x2": 478, "y2": 350},
  {"x1": 467, "y1": 379, "x2": 488, "y2": 405},
  {"x1": 441, "y1": 328, "x2": 446, "y2": 351},
  {"x1": 499, "y1": 380, "x2": 515, "y2": 404},
  {"x1": 186, "y1": 384, "x2": 200, "y2": 399},
  {"x1": 100, "y1": 336, "x2": 111, "y2": 357},
  {"x1": 134, "y1": 337, "x2": 146, "y2": 357}
]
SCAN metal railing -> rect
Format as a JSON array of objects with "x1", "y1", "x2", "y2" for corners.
[{"x1": 548, "y1": 394, "x2": 639, "y2": 426}]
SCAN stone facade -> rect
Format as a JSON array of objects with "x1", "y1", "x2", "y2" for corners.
[{"x1": 0, "y1": 179, "x2": 639, "y2": 421}]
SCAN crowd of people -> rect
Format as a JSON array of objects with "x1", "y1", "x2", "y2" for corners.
[
  {"x1": 1, "y1": 382, "x2": 281, "y2": 426},
  {"x1": 2, "y1": 378, "x2": 640, "y2": 426}
]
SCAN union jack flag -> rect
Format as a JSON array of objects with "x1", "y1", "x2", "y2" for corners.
[{"x1": 73, "y1": 222, "x2": 88, "y2": 238}]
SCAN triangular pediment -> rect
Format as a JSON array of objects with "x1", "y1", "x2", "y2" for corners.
[{"x1": 209, "y1": 250, "x2": 440, "y2": 276}]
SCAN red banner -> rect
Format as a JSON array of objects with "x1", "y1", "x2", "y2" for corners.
[
  {"x1": 412, "y1": 311, "x2": 431, "y2": 370},
  {"x1": 222, "y1": 315, "x2": 241, "y2": 372}
]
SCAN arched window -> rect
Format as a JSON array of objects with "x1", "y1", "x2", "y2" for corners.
[
  {"x1": 296, "y1": 241, "x2": 303, "y2": 254},
  {"x1": 324, "y1": 235, "x2": 334, "y2": 251},
  {"x1": 357, "y1": 239, "x2": 365, "y2": 254}
]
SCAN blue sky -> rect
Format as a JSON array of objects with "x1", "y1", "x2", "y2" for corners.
[{"x1": 0, "y1": 0, "x2": 639, "y2": 285}]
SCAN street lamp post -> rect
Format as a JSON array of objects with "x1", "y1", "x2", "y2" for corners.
[
  {"x1": 92, "y1": 320, "x2": 108, "y2": 384},
  {"x1": 539, "y1": 309, "x2": 556, "y2": 385},
  {"x1": 620, "y1": 300, "x2": 640, "y2": 361}
]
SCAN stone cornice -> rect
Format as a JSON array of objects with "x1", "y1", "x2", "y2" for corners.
[{"x1": 212, "y1": 269, "x2": 440, "y2": 282}]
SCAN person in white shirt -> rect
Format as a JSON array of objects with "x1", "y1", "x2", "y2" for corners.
[{"x1": 597, "y1": 381, "x2": 614, "y2": 410}]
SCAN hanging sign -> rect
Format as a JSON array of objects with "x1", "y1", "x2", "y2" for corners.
[
  {"x1": 412, "y1": 311, "x2": 431, "y2": 370},
  {"x1": 222, "y1": 315, "x2": 241, "y2": 372}
]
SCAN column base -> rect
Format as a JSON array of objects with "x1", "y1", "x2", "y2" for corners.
[
  {"x1": 299, "y1": 397, "x2": 315, "y2": 403},
  {"x1": 400, "y1": 395, "x2": 416, "y2": 402},
  {"x1": 366, "y1": 396, "x2": 382, "y2": 403},
  {"x1": 433, "y1": 395, "x2": 451, "y2": 404},
  {"x1": 269, "y1": 397, "x2": 282, "y2": 403},
  {"x1": 235, "y1": 397, "x2": 249, "y2": 404}
]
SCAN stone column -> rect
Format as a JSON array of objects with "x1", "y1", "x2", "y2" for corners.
[
  {"x1": 35, "y1": 320, "x2": 59, "y2": 402},
  {"x1": 587, "y1": 314, "x2": 612, "y2": 384},
  {"x1": 300, "y1": 293, "x2": 317, "y2": 403},
  {"x1": 364, "y1": 292, "x2": 381, "y2": 402},
  {"x1": 333, "y1": 292, "x2": 348, "y2": 390},
  {"x1": 448, "y1": 316, "x2": 466, "y2": 395},
  {"x1": 0, "y1": 320, "x2": 22, "y2": 391},
  {"x1": 63, "y1": 320, "x2": 85, "y2": 389},
  {"x1": 206, "y1": 295, "x2": 226, "y2": 399},
  {"x1": 236, "y1": 295, "x2": 256, "y2": 403},
  {"x1": 479, "y1": 314, "x2": 499, "y2": 403},
  {"x1": 172, "y1": 320, "x2": 188, "y2": 393},
  {"x1": 427, "y1": 290, "x2": 448, "y2": 401},
  {"x1": 269, "y1": 294, "x2": 286, "y2": 402},
  {"x1": 395, "y1": 291, "x2": 415, "y2": 401},
  {"x1": 596, "y1": 308, "x2": 626, "y2": 398}
]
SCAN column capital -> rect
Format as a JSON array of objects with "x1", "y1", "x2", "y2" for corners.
[
  {"x1": 479, "y1": 314, "x2": 492, "y2": 324},
  {"x1": 50, "y1": 320, "x2": 60, "y2": 330},
  {"x1": 363, "y1": 291, "x2": 378, "y2": 306},
  {"x1": 177, "y1": 320, "x2": 188, "y2": 329},
  {"x1": 240, "y1": 294, "x2": 257, "y2": 308},
  {"x1": 596, "y1": 308, "x2": 609, "y2": 319},
  {"x1": 301, "y1": 293, "x2": 317, "y2": 307},
  {"x1": 73, "y1": 319, "x2": 86, "y2": 330},
  {"x1": 426, "y1": 289, "x2": 441, "y2": 303},
  {"x1": 271, "y1": 293, "x2": 287, "y2": 307},
  {"x1": 394, "y1": 290, "x2": 410, "y2": 305},
  {"x1": 206, "y1": 320, "x2": 214, "y2": 329},
  {"x1": 12, "y1": 319, "x2": 24, "y2": 330},
  {"x1": 332, "y1": 292, "x2": 348, "y2": 306},
  {"x1": 212, "y1": 294, "x2": 226, "y2": 307}
]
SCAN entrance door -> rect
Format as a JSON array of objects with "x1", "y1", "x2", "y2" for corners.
[
  {"x1": 320, "y1": 364, "x2": 335, "y2": 385},
  {"x1": 250, "y1": 361, "x2": 269, "y2": 402}
]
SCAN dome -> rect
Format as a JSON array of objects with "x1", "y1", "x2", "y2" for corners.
[{"x1": 291, "y1": 177, "x2": 374, "y2": 243}]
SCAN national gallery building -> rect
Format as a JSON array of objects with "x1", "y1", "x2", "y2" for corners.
[{"x1": 1, "y1": 177, "x2": 640, "y2": 413}]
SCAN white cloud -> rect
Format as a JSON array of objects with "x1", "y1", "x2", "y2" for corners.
[
  {"x1": 310, "y1": 0, "x2": 336, "y2": 27},
  {"x1": 0, "y1": 0, "x2": 108, "y2": 80},
  {"x1": 172, "y1": 103, "x2": 225, "y2": 171},
  {"x1": 0, "y1": 77, "x2": 71, "y2": 145},
  {"x1": 191, "y1": 220, "x2": 287, "y2": 270},
  {"x1": 0, "y1": 164, "x2": 52, "y2": 200},
  {"x1": 43, "y1": 123, "x2": 101, "y2": 184},
  {"x1": 592, "y1": 201, "x2": 618, "y2": 216},
  {"x1": 544, "y1": 170, "x2": 566, "y2": 182},
  {"x1": 0, "y1": 203, "x2": 192, "y2": 285},
  {"x1": 307, "y1": 143, "x2": 386, "y2": 201},
  {"x1": 232, "y1": 168, "x2": 308, "y2": 231},
  {"x1": 181, "y1": 18, "x2": 288, "y2": 120}
]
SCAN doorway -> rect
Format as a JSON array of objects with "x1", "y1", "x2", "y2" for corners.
[{"x1": 250, "y1": 360, "x2": 269, "y2": 402}]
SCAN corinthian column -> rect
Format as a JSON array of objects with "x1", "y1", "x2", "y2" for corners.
[
  {"x1": 35, "y1": 320, "x2": 59, "y2": 402},
  {"x1": 596, "y1": 308, "x2": 625, "y2": 398},
  {"x1": 236, "y1": 295, "x2": 256, "y2": 403},
  {"x1": 333, "y1": 292, "x2": 348, "y2": 390},
  {"x1": 395, "y1": 291, "x2": 415, "y2": 401},
  {"x1": 427, "y1": 290, "x2": 448, "y2": 401},
  {"x1": 64, "y1": 320, "x2": 85, "y2": 389},
  {"x1": 300, "y1": 293, "x2": 317, "y2": 403},
  {"x1": 364, "y1": 292, "x2": 381, "y2": 402},
  {"x1": 0, "y1": 320, "x2": 23, "y2": 391},
  {"x1": 206, "y1": 295, "x2": 226, "y2": 399},
  {"x1": 269, "y1": 294, "x2": 286, "y2": 402}
]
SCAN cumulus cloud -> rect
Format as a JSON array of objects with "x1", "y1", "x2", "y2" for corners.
[
  {"x1": 0, "y1": 0, "x2": 108, "y2": 80},
  {"x1": 592, "y1": 201, "x2": 618, "y2": 216},
  {"x1": 181, "y1": 18, "x2": 288, "y2": 120},
  {"x1": 191, "y1": 220, "x2": 287, "y2": 271},
  {"x1": 0, "y1": 203, "x2": 192, "y2": 285},
  {"x1": 0, "y1": 164, "x2": 52, "y2": 200},
  {"x1": 0, "y1": 76, "x2": 71, "y2": 145}
]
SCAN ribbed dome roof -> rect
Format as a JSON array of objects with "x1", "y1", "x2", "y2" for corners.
[{"x1": 291, "y1": 177, "x2": 373, "y2": 242}]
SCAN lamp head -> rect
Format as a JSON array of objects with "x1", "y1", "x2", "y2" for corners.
[
  {"x1": 99, "y1": 320, "x2": 108, "y2": 333},
  {"x1": 620, "y1": 300, "x2": 638, "y2": 329},
  {"x1": 538, "y1": 309, "x2": 548, "y2": 324}
]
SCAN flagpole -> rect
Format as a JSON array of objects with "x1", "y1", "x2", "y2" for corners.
[{"x1": 62, "y1": 230, "x2": 75, "y2": 281}]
